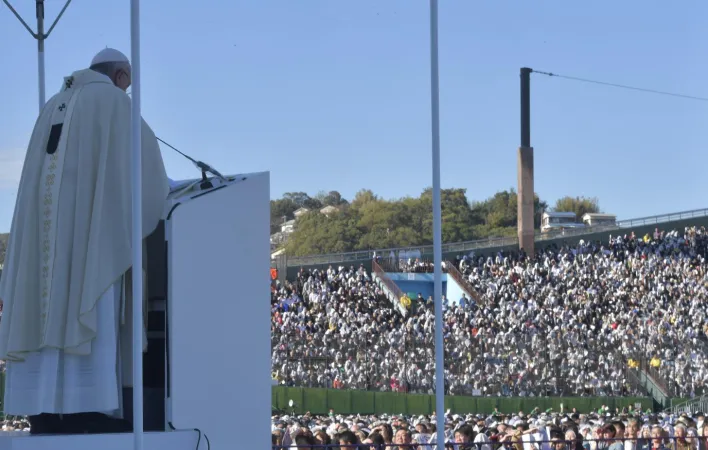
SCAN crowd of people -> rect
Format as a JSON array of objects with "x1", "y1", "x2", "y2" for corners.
[
  {"x1": 456, "y1": 226, "x2": 708, "y2": 398},
  {"x1": 0, "y1": 418, "x2": 29, "y2": 433},
  {"x1": 271, "y1": 265, "x2": 411, "y2": 391},
  {"x1": 272, "y1": 408, "x2": 707, "y2": 449},
  {"x1": 271, "y1": 226, "x2": 708, "y2": 398}
]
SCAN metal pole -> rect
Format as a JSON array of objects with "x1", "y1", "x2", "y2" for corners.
[
  {"x1": 2, "y1": 0, "x2": 72, "y2": 112},
  {"x1": 520, "y1": 67, "x2": 532, "y2": 148},
  {"x1": 36, "y1": 0, "x2": 45, "y2": 110},
  {"x1": 429, "y1": 0, "x2": 445, "y2": 448},
  {"x1": 130, "y1": 0, "x2": 144, "y2": 448}
]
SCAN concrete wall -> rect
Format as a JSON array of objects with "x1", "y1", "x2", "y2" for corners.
[
  {"x1": 385, "y1": 272, "x2": 448, "y2": 300},
  {"x1": 446, "y1": 275, "x2": 467, "y2": 307}
]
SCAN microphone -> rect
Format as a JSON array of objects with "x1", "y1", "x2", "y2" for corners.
[
  {"x1": 192, "y1": 160, "x2": 228, "y2": 182},
  {"x1": 156, "y1": 137, "x2": 228, "y2": 182}
]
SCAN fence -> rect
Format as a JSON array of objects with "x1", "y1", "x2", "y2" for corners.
[
  {"x1": 286, "y1": 207, "x2": 708, "y2": 267},
  {"x1": 639, "y1": 358, "x2": 673, "y2": 397},
  {"x1": 670, "y1": 395, "x2": 708, "y2": 414},
  {"x1": 612, "y1": 350, "x2": 650, "y2": 399},
  {"x1": 272, "y1": 386, "x2": 652, "y2": 415},
  {"x1": 635, "y1": 355, "x2": 708, "y2": 400},
  {"x1": 287, "y1": 236, "x2": 518, "y2": 267}
]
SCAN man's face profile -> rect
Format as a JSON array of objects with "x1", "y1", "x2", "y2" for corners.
[{"x1": 115, "y1": 66, "x2": 132, "y2": 92}]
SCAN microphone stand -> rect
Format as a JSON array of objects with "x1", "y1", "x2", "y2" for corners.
[
  {"x1": 156, "y1": 137, "x2": 229, "y2": 185},
  {"x1": 200, "y1": 168, "x2": 212, "y2": 189}
]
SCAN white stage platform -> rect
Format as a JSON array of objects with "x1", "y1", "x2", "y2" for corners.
[{"x1": 0, "y1": 431, "x2": 198, "y2": 450}]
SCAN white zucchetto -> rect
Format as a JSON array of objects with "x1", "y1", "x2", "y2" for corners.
[{"x1": 91, "y1": 48, "x2": 130, "y2": 66}]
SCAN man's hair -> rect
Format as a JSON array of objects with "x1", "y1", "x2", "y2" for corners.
[
  {"x1": 337, "y1": 430, "x2": 358, "y2": 444},
  {"x1": 368, "y1": 433, "x2": 385, "y2": 445},
  {"x1": 613, "y1": 421, "x2": 625, "y2": 434},
  {"x1": 89, "y1": 61, "x2": 128, "y2": 77},
  {"x1": 379, "y1": 423, "x2": 393, "y2": 441},
  {"x1": 602, "y1": 424, "x2": 616, "y2": 437},
  {"x1": 294, "y1": 434, "x2": 315, "y2": 446}
]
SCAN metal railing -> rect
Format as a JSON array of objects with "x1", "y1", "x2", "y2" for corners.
[
  {"x1": 670, "y1": 394, "x2": 708, "y2": 414},
  {"x1": 536, "y1": 207, "x2": 708, "y2": 242},
  {"x1": 639, "y1": 358, "x2": 673, "y2": 397},
  {"x1": 372, "y1": 260, "x2": 407, "y2": 303},
  {"x1": 286, "y1": 207, "x2": 708, "y2": 267},
  {"x1": 287, "y1": 235, "x2": 518, "y2": 267},
  {"x1": 444, "y1": 260, "x2": 483, "y2": 305},
  {"x1": 613, "y1": 350, "x2": 651, "y2": 398},
  {"x1": 625, "y1": 367, "x2": 650, "y2": 398}
]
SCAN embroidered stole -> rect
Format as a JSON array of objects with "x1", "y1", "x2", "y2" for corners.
[{"x1": 39, "y1": 84, "x2": 84, "y2": 344}]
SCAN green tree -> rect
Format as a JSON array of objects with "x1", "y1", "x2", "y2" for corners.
[
  {"x1": 274, "y1": 188, "x2": 588, "y2": 256},
  {"x1": 281, "y1": 192, "x2": 322, "y2": 210},
  {"x1": 0, "y1": 232, "x2": 7, "y2": 266},
  {"x1": 271, "y1": 191, "x2": 333, "y2": 234},
  {"x1": 470, "y1": 189, "x2": 547, "y2": 234},
  {"x1": 316, "y1": 190, "x2": 348, "y2": 207},
  {"x1": 419, "y1": 188, "x2": 479, "y2": 243},
  {"x1": 270, "y1": 198, "x2": 298, "y2": 235},
  {"x1": 285, "y1": 207, "x2": 362, "y2": 255},
  {"x1": 553, "y1": 196, "x2": 600, "y2": 219},
  {"x1": 282, "y1": 192, "x2": 310, "y2": 206}
]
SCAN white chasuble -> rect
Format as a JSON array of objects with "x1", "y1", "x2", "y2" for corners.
[
  {"x1": 4, "y1": 280, "x2": 122, "y2": 415},
  {"x1": 0, "y1": 69, "x2": 169, "y2": 415}
]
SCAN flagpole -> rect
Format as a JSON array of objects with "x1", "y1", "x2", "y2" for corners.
[
  {"x1": 36, "y1": 0, "x2": 45, "y2": 111},
  {"x1": 1, "y1": 0, "x2": 73, "y2": 111},
  {"x1": 430, "y1": 0, "x2": 445, "y2": 448},
  {"x1": 130, "y1": 0, "x2": 144, "y2": 448}
]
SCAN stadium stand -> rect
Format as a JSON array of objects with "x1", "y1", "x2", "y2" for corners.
[{"x1": 271, "y1": 226, "x2": 708, "y2": 400}]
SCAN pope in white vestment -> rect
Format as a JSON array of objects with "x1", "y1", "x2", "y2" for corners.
[{"x1": 0, "y1": 49, "x2": 169, "y2": 422}]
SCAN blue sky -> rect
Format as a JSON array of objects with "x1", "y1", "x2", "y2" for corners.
[{"x1": 1, "y1": 0, "x2": 707, "y2": 232}]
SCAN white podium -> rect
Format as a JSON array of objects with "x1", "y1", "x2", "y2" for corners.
[
  {"x1": 164, "y1": 171, "x2": 271, "y2": 449},
  {"x1": 165, "y1": 173, "x2": 271, "y2": 449},
  {"x1": 0, "y1": 172, "x2": 272, "y2": 450}
]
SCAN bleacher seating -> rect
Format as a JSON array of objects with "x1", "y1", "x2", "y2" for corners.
[{"x1": 271, "y1": 226, "x2": 708, "y2": 398}]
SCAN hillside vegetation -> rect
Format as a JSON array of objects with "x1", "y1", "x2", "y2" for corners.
[
  {"x1": 0, "y1": 233, "x2": 7, "y2": 267},
  {"x1": 0, "y1": 192, "x2": 600, "y2": 264},
  {"x1": 273, "y1": 189, "x2": 600, "y2": 257}
]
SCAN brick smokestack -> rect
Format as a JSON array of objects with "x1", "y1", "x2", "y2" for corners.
[{"x1": 517, "y1": 68, "x2": 535, "y2": 257}]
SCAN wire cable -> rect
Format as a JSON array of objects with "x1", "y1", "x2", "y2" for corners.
[
  {"x1": 168, "y1": 422, "x2": 211, "y2": 450},
  {"x1": 156, "y1": 136, "x2": 228, "y2": 182},
  {"x1": 532, "y1": 70, "x2": 708, "y2": 102},
  {"x1": 156, "y1": 137, "x2": 198, "y2": 163}
]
